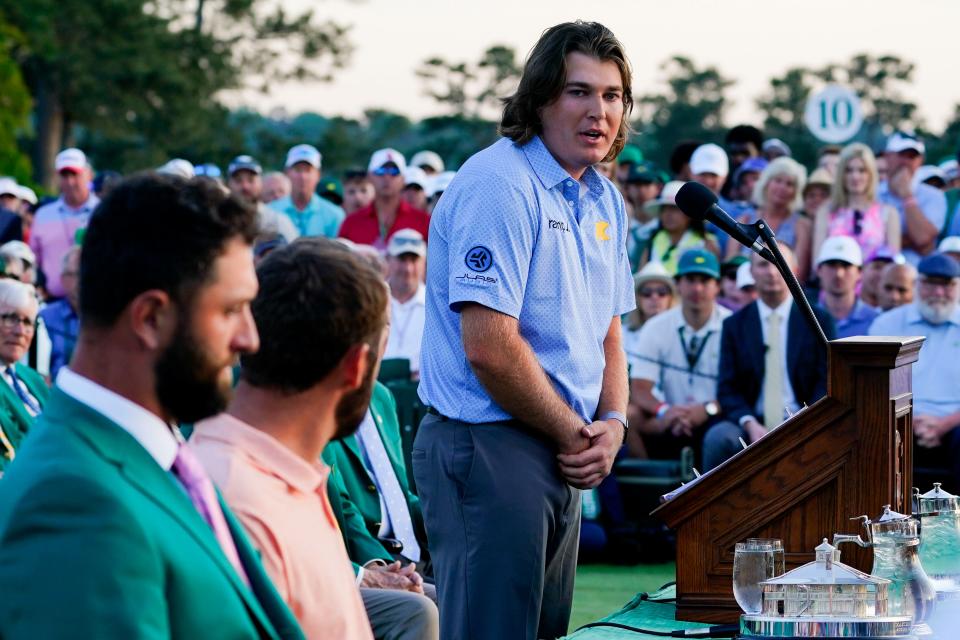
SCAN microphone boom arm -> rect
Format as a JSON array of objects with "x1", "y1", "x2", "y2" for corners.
[{"x1": 752, "y1": 220, "x2": 830, "y2": 349}]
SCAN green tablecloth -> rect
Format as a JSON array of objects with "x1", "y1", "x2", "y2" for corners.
[{"x1": 563, "y1": 585, "x2": 713, "y2": 639}]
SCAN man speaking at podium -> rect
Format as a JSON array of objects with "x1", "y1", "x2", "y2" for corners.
[{"x1": 414, "y1": 21, "x2": 636, "y2": 640}]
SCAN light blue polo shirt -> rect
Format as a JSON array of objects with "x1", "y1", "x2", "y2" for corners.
[
  {"x1": 268, "y1": 194, "x2": 344, "y2": 238},
  {"x1": 878, "y1": 181, "x2": 946, "y2": 264},
  {"x1": 868, "y1": 303, "x2": 960, "y2": 417},
  {"x1": 418, "y1": 136, "x2": 635, "y2": 424}
]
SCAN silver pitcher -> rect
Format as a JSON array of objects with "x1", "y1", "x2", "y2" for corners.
[
  {"x1": 916, "y1": 484, "x2": 960, "y2": 589},
  {"x1": 834, "y1": 505, "x2": 937, "y2": 633}
]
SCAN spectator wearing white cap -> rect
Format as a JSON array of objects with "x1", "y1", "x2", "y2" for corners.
[
  {"x1": 638, "y1": 181, "x2": 719, "y2": 274},
  {"x1": 878, "y1": 132, "x2": 945, "y2": 263},
  {"x1": 30, "y1": 148, "x2": 97, "y2": 300},
  {"x1": 425, "y1": 171, "x2": 455, "y2": 215},
  {"x1": 0, "y1": 179, "x2": 24, "y2": 245},
  {"x1": 409, "y1": 151, "x2": 444, "y2": 176},
  {"x1": 156, "y1": 158, "x2": 195, "y2": 179},
  {"x1": 690, "y1": 143, "x2": 738, "y2": 254},
  {"x1": 226, "y1": 155, "x2": 298, "y2": 243},
  {"x1": 736, "y1": 261, "x2": 758, "y2": 307},
  {"x1": 269, "y1": 144, "x2": 345, "y2": 238},
  {"x1": 0, "y1": 241, "x2": 37, "y2": 286},
  {"x1": 401, "y1": 166, "x2": 430, "y2": 211},
  {"x1": 729, "y1": 157, "x2": 813, "y2": 282},
  {"x1": 812, "y1": 143, "x2": 900, "y2": 269},
  {"x1": 383, "y1": 229, "x2": 427, "y2": 378},
  {"x1": 815, "y1": 236, "x2": 877, "y2": 338},
  {"x1": 338, "y1": 149, "x2": 431, "y2": 252}
]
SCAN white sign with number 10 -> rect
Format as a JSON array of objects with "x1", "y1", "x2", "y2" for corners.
[{"x1": 804, "y1": 84, "x2": 863, "y2": 144}]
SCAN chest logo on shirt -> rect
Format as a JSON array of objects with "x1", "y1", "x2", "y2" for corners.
[
  {"x1": 464, "y1": 246, "x2": 493, "y2": 272},
  {"x1": 595, "y1": 221, "x2": 611, "y2": 241},
  {"x1": 549, "y1": 219, "x2": 571, "y2": 233}
]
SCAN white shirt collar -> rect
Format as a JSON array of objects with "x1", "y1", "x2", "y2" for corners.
[
  {"x1": 679, "y1": 304, "x2": 726, "y2": 335},
  {"x1": 392, "y1": 283, "x2": 426, "y2": 308},
  {"x1": 757, "y1": 296, "x2": 793, "y2": 320},
  {"x1": 56, "y1": 367, "x2": 179, "y2": 470}
]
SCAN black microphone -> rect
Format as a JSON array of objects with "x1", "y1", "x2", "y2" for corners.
[{"x1": 674, "y1": 182, "x2": 775, "y2": 263}]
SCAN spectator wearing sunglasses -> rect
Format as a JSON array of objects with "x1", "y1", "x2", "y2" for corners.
[
  {"x1": 0, "y1": 279, "x2": 48, "y2": 472},
  {"x1": 626, "y1": 249, "x2": 728, "y2": 462},
  {"x1": 812, "y1": 143, "x2": 901, "y2": 272},
  {"x1": 338, "y1": 149, "x2": 431, "y2": 253}
]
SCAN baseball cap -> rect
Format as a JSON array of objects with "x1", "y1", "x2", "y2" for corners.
[
  {"x1": 721, "y1": 255, "x2": 749, "y2": 277},
  {"x1": 643, "y1": 180, "x2": 685, "y2": 216},
  {"x1": 865, "y1": 245, "x2": 904, "y2": 265},
  {"x1": 387, "y1": 229, "x2": 426, "y2": 258},
  {"x1": 429, "y1": 171, "x2": 456, "y2": 198},
  {"x1": 816, "y1": 236, "x2": 863, "y2": 267},
  {"x1": 939, "y1": 159, "x2": 959, "y2": 182},
  {"x1": 285, "y1": 144, "x2": 322, "y2": 170},
  {"x1": 762, "y1": 138, "x2": 792, "y2": 158},
  {"x1": 633, "y1": 260, "x2": 675, "y2": 291},
  {"x1": 410, "y1": 150, "x2": 444, "y2": 173},
  {"x1": 676, "y1": 247, "x2": 720, "y2": 279},
  {"x1": 55, "y1": 148, "x2": 87, "y2": 173},
  {"x1": 736, "y1": 261, "x2": 756, "y2": 290},
  {"x1": 0, "y1": 241, "x2": 36, "y2": 266},
  {"x1": 914, "y1": 165, "x2": 946, "y2": 189},
  {"x1": 732, "y1": 157, "x2": 768, "y2": 186},
  {"x1": 157, "y1": 159, "x2": 195, "y2": 179},
  {"x1": 403, "y1": 166, "x2": 430, "y2": 189},
  {"x1": 0, "y1": 178, "x2": 18, "y2": 197},
  {"x1": 15, "y1": 185, "x2": 37, "y2": 205},
  {"x1": 368, "y1": 148, "x2": 407, "y2": 174},
  {"x1": 689, "y1": 144, "x2": 729, "y2": 177},
  {"x1": 617, "y1": 145, "x2": 644, "y2": 166},
  {"x1": 938, "y1": 236, "x2": 960, "y2": 254},
  {"x1": 885, "y1": 132, "x2": 925, "y2": 155},
  {"x1": 918, "y1": 253, "x2": 960, "y2": 280},
  {"x1": 625, "y1": 162, "x2": 662, "y2": 184},
  {"x1": 228, "y1": 155, "x2": 262, "y2": 177}
]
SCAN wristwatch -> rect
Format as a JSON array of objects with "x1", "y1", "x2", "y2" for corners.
[
  {"x1": 704, "y1": 401, "x2": 720, "y2": 417},
  {"x1": 600, "y1": 411, "x2": 629, "y2": 444}
]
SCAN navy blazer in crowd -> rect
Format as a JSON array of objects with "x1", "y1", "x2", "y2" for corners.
[{"x1": 717, "y1": 299, "x2": 836, "y2": 426}]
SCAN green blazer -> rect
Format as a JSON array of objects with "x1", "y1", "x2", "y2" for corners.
[
  {"x1": 0, "y1": 362, "x2": 50, "y2": 471},
  {"x1": 0, "y1": 389, "x2": 305, "y2": 640},
  {"x1": 322, "y1": 382, "x2": 427, "y2": 564}
]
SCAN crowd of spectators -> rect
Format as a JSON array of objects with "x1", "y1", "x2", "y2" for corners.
[{"x1": 2, "y1": 115, "x2": 960, "y2": 637}]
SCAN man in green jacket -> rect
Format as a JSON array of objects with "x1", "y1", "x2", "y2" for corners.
[
  {"x1": 0, "y1": 279, "x2": 49, "y2": 471},
  {"x1": 0, "y1": 175, "x2": 303, "y2": 639},
  {"x1": 322, "y1": 381, "x2": 431, "y2": 579}
]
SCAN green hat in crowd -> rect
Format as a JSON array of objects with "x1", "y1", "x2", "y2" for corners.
[
  {"x1": 625, "y1": 162, "x2": 663, "y2": 184},
  {"x1": 617, "y1": 145, "x2": 643, "y2": 166},
  {"x1": 676, "y1": 248, "x2": 720, "y2": 280}
]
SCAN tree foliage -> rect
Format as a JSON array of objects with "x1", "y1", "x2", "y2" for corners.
[
  {"x1": 416, "y1": 45, "x2": 520, "y2": 118},
  {"x1": 0, "y1": 19, "x2": 32, "y2": 184}
]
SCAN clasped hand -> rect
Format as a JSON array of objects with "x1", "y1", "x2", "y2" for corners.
[{"x1": 556, "y1": 420, "x2": 623, "y2": 490}]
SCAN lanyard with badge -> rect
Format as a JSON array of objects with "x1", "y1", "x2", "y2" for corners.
[{"x1": 677, "y1": 326, "x2": 712, "y2": 393}]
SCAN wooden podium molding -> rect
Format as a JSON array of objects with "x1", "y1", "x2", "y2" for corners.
[{"x1": 652, "y1": 336, "x2": 923, "y2": 623}]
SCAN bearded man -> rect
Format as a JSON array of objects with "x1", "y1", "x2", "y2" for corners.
[{"x1": 870, "y1": 252, "x2": 960, "y2": 487}]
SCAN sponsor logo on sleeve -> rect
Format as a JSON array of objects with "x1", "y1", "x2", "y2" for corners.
[{"x1": 464, "y1": 246, "x2": 493, "y2": 272}]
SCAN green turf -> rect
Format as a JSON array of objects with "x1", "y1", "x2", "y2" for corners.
[{"x1": 568, "y1": 562, "x2": 676, "y2": 631}]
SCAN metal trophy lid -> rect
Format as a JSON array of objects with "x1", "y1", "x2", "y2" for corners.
[
  {"x1": 869, "y1": 505, "x2": 919, "y2": 541},
  {"x1": 919, "y1": 483, "x2": 960, "y2": 514}
]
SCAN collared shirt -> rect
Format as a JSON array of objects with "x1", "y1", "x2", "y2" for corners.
[
  {"x1": 269, "y1": 194, "x2": 345, "y2": 238},
  {"x1": 1, "y1": 365, "x2": 41, "y2": 417},
  {"x1": 56, "y1": 367, "x2": 178, "y2": 469},
  {"x1": 384, "y1": 284, "x2": 426, "y2": 373},
  {"x1": 337, "y1": 200, "x2": 431, "y2": 253},
  {"x1": 39, "y1": 299, "x2": 79, "y2": 380},
  {"x1": 869, "y1": 303, "x2": 960, "y2": 417},
  {"x1": 749, "y1": 297, "x2": 800, "y2": 422},
  {"x1": 419, "y1": 136, "x2": 636, "y2": 423},
  {"x1": 190, "y1": 413, "x2": 372, "y2": 640},
  {"x1": 826, "y1": 297, "x2": 879, "y2": 339},
  {"x1": 30, "y1": 194, "x2": 99, "y2": 297},
  {"x1": 878, "y1": 181, "x2": 946, "y2": 264},
  {"x1": 629, "y1": 304, "x2": 730, "y2": 405}
]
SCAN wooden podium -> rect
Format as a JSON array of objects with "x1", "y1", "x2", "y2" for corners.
[{"x1": 652, "y1": 336, "x2": 923, "y2": 623}]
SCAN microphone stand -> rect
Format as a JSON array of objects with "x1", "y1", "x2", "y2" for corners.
[{"x1": 752, "y1": 220, "x2": 830, "y2": 349}]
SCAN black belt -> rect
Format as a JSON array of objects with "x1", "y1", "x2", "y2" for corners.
[{"x1": 425, "y1": 406, "x2": 448, "y2": 421}]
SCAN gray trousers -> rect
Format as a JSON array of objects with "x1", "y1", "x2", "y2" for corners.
[
  {"x1": 412, "y1": 415, "x2": 581, "y2": 640},
  {"x1": 361, "y1": 587, "x2": 439, "y2": 640},
  {"x1": 702, "y1": 420, "x2": 746, "y2": 471}
]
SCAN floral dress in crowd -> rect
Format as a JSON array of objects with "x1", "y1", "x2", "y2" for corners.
[{"x1": 826, "y1": 203, "x2": 887, "y2": 260}]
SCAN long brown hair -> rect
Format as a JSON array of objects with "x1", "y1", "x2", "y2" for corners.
[{"x1": 499, "y1": 21, "x2": 634, "y2": 162}]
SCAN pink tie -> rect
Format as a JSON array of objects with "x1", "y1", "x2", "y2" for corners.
[{"x1": 172, "y1": 444, "x2": 250, "y2": 586}]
